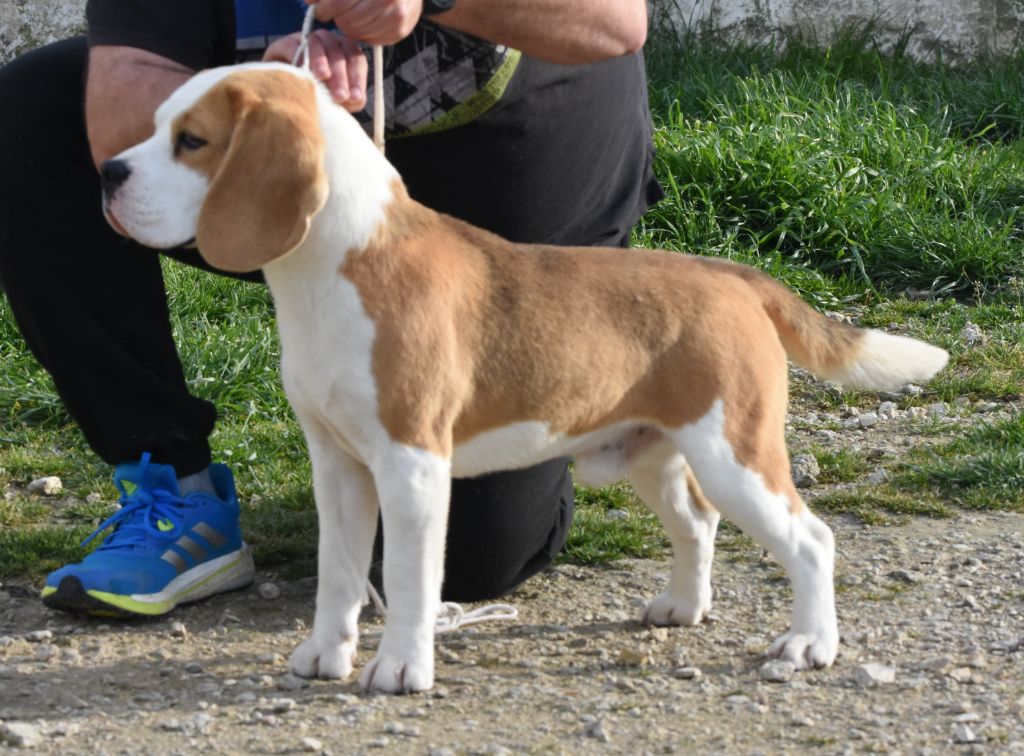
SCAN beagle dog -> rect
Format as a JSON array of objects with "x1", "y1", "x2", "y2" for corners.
[{"x1": 100, "y1": 62, "x2": 948, "y2": 694}]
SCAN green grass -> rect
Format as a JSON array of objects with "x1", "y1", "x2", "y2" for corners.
[
  {"x1": 639, "y1": 19, "x2": 1024, "y2": 301},
  {"x1": 900, "y1": 413, "x2": 1024, "y2": 510},
  {"x1": 2, "y1": 23, "x2": 1024, "y2": 581}
]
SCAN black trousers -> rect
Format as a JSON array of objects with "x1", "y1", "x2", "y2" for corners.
[{"x1": 0, "y1": 39, "x2": 636, "y2": 602}]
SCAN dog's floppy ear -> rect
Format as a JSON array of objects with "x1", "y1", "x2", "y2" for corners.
[{"x1": 196, "y1": 80, "x2": 328, "y2": 272}]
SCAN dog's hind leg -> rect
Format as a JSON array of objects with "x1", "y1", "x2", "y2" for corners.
[
  {"x1": 628, "y1": 438, "x2": 720, "y2": 626},
  {"x1": 290, "y1": 422, "x2": 379, "y2": 681},
  {"x1": 671, "y1": 400, "x2": 838, "y2": 670},
  {"x1": 359, "y1": 443, "x2": 451, "y2": 694}
]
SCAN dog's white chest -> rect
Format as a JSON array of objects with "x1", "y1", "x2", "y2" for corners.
[{"x1": 264, "y1": 258, "x2": 384, "y2": 463}]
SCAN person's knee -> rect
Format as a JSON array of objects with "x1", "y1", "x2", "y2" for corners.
[{"x1": 441, "y1": 459, "x2": 575, "y2": 602}]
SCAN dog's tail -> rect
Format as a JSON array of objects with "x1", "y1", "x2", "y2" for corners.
[{"x1": 734, "y1": 266, "x2": 948, "y2": 389}]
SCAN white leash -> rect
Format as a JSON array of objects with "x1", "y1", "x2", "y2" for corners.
[
  {"x1": 366, "y1": 581, "x2": 519, "y2": 634},
  {"x1": 292, "y1": 7, "x2": 515, "y2": 634},
  {"x1": 293, "y1": 4, "x2": 386, "y2": 154}
]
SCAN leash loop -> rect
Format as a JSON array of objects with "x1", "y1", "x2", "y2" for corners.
[
  {"x1": 291, "y1": 4, "x2": 318, "y2": 70},
  {"x1": 365, "y1": 582, "x2": 519, "y2": 635}
]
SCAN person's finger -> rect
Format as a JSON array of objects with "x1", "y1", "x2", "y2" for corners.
[
  {"x1": 338, "y1": 35, "x2": 368, "y2": 111},
  {"x1": 307, "y1": 32, "x2": 334, "y2": 83},
  {"x1": 262, "y1": 32, "x2": 302, "y2": 63}
]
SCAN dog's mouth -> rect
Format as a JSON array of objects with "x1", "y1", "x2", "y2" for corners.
[{"x1": 102, "y1": 204, "x2": 130, "y2": 238}]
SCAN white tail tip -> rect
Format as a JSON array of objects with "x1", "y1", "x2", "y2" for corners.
[{"x1": 830, "y1": 330, "x2": 949, "y2": 390}]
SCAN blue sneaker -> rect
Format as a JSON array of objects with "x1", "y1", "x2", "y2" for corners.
[{"x1": 42, "y1": 453, "x2": 255, "y2": 617}]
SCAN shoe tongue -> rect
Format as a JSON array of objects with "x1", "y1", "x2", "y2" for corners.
[{"x1": 114, "y1": 457, "x2": 181, "y2": 498}]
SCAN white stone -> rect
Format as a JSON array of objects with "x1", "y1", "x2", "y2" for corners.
[
  {"x1": 877, "y1": 401, "x2": 899, "y2": 419},
  {"x1": 27, "y1": 476, "x2": 62, "y2": 496},
  {"x1": 258, "y1": 582, "x2": 281, "y2": 600},
  {"x1": 791, "y1": 454, "x2": 820, "y2": 487},
  {"x1": 960, "y1": 322, "x2": 984, "y2": 345},
  {"x1": 866, "y1": 468, "x2": 889, "y2": 485},
  {"x1": 855, "y1": 663, "x2": 895, "y2": 686},
  {"x1": 301, "y1": 736, "x2": 324, "y2": 752},
  {"x1": 759, "y1": 659, "x2": 796, "y2": 683},
  {"x1": 671, "y1": 666, "x2": 702, "y2": 680},
  {"x1": 0, "y1": 722, "x2": 43, "y2": 748},
  {"x1": 953, "y1": 723, "x2": 979, "y2": 743},
  {"x1": 858, "y1": 412, "x2": 879, "y2": 428}
]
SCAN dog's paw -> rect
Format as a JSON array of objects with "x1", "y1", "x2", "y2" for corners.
[
  {"x1": 289, "y1": 635, "x2": 357, "y2": 680},
  {"x1": 359, "y1": 649, "x2": 433, "y2": 694},
  {"x1": 767, "y1": 628, "x2": 838, "y2": 670},
  {"x1": 642, "y1": 590, "x2": 712, "y2": 627}
]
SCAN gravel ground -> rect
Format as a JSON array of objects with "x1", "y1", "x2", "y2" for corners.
[{"x1": 1, "y1": 476, "x2": 1022, "y2": 754}]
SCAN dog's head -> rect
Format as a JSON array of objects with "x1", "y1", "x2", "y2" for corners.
[{"x1": 101, "y1": 64, "x2": 329, "y2": 272}]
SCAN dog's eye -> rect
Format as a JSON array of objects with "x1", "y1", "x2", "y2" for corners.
[{"x1": 176, "y1": 131, "x2": 208, "y2": 153}]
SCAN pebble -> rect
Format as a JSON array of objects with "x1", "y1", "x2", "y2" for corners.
[
  {"x1": 948, "y1": 667, "x2": 973, "y2": 683},
  {"x1": 926, "y1": 402, "x2": 949, "y2": 419},
  {"x1": 0, "y1": 722, "x2": 43, "y2": 748},
  {"x1": 889, "y1": 569, "x2": 924, "y2": 585},
  {"x1": 269, "y1": 697, "x2": 297, "y2": 713},
  {"x1": 791, "y1": 454, "x2": 820, "y2": 488},
  {"x1": 258, "y1": 582, "x2": 281, "y2": 600},
  {"x1": 301, "y1": 736, "x2": 324, "y2": 752},
  {"x1": 184, "y1": 661, "x2": 204, "y2": 674},
  {"x1": 27, "y1": 476, "x2": 62, "y2": 496},
  {"x1": 583, "y1": 718, "x2": 611, "y2": 742},
  {"x1": 866, "y1": 467, "x2": 888, "y2": 485},
  {"x1": 877, "y1": 401, "x2": 900, "y2": 419},
  {"x1": 670, "y1": 666, "x2": 702, "y2": 680},
  {"x1": 960, "y1": 322, "x2": 985, "y2": 346},
  {"x1": 759, "y1": 660, "x2": 795, "y2": 683},
  {"x1": 606, "y1": 509, "x2": 629, "y2": 521},
  {"x1": 169, "y1": 621, "x2": 188, "y2": 639},
  {"x1": 953, "y1": 723, "x2": 979, "y2": 743},
  {"x1": 857, "y1": 411, "x2": 879, "y2": 428},
  {"x1": 25, "y1": 630, "x2": 53, "y2": 643},
  {"x1": 855, "y1": 663, "x2": 895, "y2": 686},
  {"x1": 277, "y1": 673, "x2": 309, "y2": 691}
]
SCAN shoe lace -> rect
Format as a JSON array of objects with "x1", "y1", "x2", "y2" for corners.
[{"x1": 81, "y1": 453, "x2": 185, "y2": 550}]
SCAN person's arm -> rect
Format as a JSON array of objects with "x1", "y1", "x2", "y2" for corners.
[
  {"x1": 85, "y1": 46, "x2": 194, "y2": 169},
  {"x1": 430, "y1": 0, "x2": 647, "y2": 65},
  {"x1": 310, "y1": 0, "x2": 647, "y2": 65}
]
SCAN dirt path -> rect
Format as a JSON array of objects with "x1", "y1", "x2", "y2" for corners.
[{"x1": 2, "y1": 510, "x2": 1022, "y2": 754}]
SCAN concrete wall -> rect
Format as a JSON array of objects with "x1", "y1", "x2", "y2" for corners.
[
  {"x1": 0, "y1": 0, "x2": 86, "y2": 64},
  {"x1": 662, "y1": 0, "x2": 1024, "y2": 60},
  {"x1": 2, "y1": 0, "x2": 1020, "y2": 66}
]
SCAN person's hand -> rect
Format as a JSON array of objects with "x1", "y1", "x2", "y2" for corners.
[
  {"x1": 307, "y1": 0, "x2": 423, "y2": 46},
  {"x1": 264, "y1": 30, "x2": 368, "y2": 111}
]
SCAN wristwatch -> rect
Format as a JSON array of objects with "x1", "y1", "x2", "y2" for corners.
[{"x1": 422, "y1": 0, "x2": 456, "y2": 16}]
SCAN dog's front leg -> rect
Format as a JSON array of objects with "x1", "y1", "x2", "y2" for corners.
[
  {"x1": 290, "y1": 424, "x2": 378, "y2": 681},
  {"x1": 360, "y1": 444, "x2": 451, "y2": 694}
]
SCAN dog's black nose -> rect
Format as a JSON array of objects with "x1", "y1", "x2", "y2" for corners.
[{"x1": 100, "y1": 159, "x2": 131, "y2": 195}]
